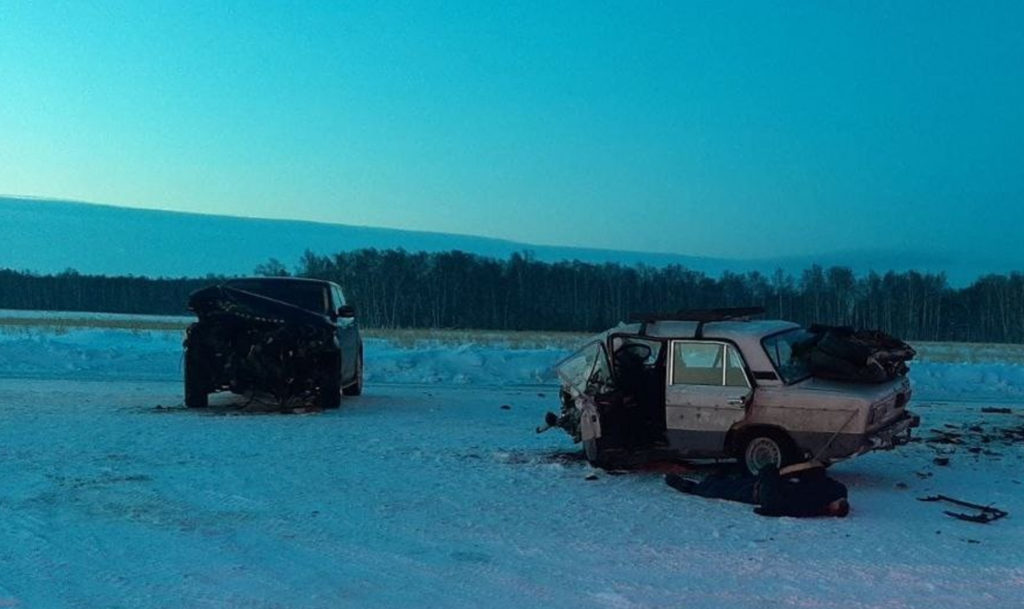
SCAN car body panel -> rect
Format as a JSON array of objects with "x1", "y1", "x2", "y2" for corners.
[{"x1": 549, "y1": 315, "x2": 918, "y2": 468}]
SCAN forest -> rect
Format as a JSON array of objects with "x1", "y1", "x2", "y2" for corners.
[{"x1": 1, "y1": 248, "x2": 1023, "y2": 343}]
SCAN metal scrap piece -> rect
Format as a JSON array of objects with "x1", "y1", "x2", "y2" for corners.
[{"x1": 918, "y1": 494, "x2": 1008, "y2": 524}]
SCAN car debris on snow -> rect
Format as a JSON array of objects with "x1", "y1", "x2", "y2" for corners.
[{"x1": 918, "y1": 495, "x2": 1009, "y2": 524}]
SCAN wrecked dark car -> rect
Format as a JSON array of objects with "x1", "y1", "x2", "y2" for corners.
[
  {"x1": 183, "y1": 277, "x2": 363, "y2": 409},
  {"x1": 540, "y1": 308, "x2": 919, "y2": 474}
]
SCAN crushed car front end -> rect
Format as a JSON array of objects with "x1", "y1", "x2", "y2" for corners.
[
  {"x1": 184, "y1": 285, "x2": 341, "y2": 407},
  {"x1": 544, "y1": 339, "x2": 613, "y2": 442}
]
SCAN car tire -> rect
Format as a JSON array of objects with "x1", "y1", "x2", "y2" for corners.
[
  {"x1": 319, "y1": 370, "x2": 342, "y2": 409},
  {"x1": 583, "y1": 438, "x2": 600, "y2": 462},
  {"x1": 739, "y1": 430, "x2": 798, "y2": 476},
  {"x1": 583, "y1": 439, "x2": 630, "y2": 469},
  {"x1": 184, "y1": 352, "x2": 208, "y2": 408},
  {"x1": 343, "y1": 351, "x2": 363, "y2": 397}
]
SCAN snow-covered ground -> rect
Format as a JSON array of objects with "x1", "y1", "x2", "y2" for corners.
[{"x1": 1, "y1": 321, "x2": 1023, "y2": 608}]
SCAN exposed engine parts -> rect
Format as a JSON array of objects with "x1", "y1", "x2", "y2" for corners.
[{"x1": 183, "y1": 279, "x2": 362, "y2": 410}]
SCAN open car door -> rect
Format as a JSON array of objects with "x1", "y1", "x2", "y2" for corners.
[
  {"x1": 555, "y1": 340, "x2": 614, "y2": 400},
  {"x1": 554, "y1": 340, "x2": 613, "y2": 443}
]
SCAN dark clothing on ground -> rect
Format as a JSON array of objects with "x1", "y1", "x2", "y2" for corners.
[
  {"x1": 667, "y1": 473, "x2": 758, "y2": 504},
  {"x1": 754, "y1": 464, "x2": 848, "y2": 517},
  {"x1": 665, "y1": 464, "x2": 848, "y2": 518}
]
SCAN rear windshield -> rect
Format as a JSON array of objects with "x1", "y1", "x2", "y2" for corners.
[
  {"x1": 227, "y1": 281, "x2": 329, "y2": 315},
  {"x1": 761, "y1": 328, "x2": 813, "y2": 384}
]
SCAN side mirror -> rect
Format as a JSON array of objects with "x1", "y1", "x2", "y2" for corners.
[{"x1": 337, "y1": 305, "x2": 356, "y2": 319}]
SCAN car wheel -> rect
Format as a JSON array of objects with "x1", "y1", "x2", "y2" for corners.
[
  {"x1": 319, "y1": 374, "x2": 342, "y2": 409},
  {"x1": 184, "y1": 352, "x2": 208, "y2": 408},
  {"x1": 343, "y1": 351, "x2": 363, "y2": 396},
  {"x1": 583, "y1": 438, "x2": 602, "y2": 465},
  {"x1": 740, "y1": 430, "x2": 797, "y2": 476}
]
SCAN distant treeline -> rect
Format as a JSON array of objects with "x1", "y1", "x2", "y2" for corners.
[
  {"x1": 0, "y1": 269, "x2": 218, "y2": 317},
  {"x1": 2, "y1": 249, "x2": 1023, "y2": 343}
]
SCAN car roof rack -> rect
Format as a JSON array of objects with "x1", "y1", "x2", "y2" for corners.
[{"x1": 629, "y1": 306, "x2": 765, "y2": 338}]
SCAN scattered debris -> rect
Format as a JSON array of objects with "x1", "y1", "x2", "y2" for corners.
[
  {"x1": 927, "y1": 429, "x2": 962, "y2": 444},
  {"x1": 544, "y1": 450, "x2": 588, "y2": 465},
  {"x1": 918, "y1": 495, "x2": 1008, "y2": 524},
  {"x1": 922, "y1": 418, "x2": 1024, "y2": 458},
  {"x1": 500, "y1": 404, "x2": 511, "y2": 410},
  {"x1": 981, "y1": 407, "x2": 1013, "y2": 414}
]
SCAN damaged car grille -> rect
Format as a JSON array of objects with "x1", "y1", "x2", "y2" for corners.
[{"x1": 184, "y1": 285, "x2": 340, "y2": 405}]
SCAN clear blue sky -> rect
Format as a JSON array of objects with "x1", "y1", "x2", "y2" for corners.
[{"x1": 1, "y1": 1, "x2": 1021, "y2": 260}]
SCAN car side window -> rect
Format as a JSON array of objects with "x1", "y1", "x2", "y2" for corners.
[
  {"x1": 671, "y1": 341, "x2": 750, "y2": 388},
  {"x1": 331, "y1": 285, "x2": 346, "y2": 309},
  {"x1": 724, "y1": 346, "x2": 749, "y2": 387}
]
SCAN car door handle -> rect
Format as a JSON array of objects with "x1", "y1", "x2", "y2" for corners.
[{"x1": 727, "y1": 398, "x2": 745, "y2": 405}]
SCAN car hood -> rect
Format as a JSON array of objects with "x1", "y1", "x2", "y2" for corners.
[{"x1": 188, "y1": 285, "x2": 334, "y2": 329}]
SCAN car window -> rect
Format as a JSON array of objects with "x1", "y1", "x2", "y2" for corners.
[
  {"x1": 672, "y1": 342, "x2": 722, "y2": 385},
  {"x1": 725, "y1": 346, "x2": 749, "y2": 387},
  {"x1": 610, "y1": 335, "x2": 662, "y2": 366},
  {"x1": 671, "y1": 341, "x2": 749, "y2": 387},
  {"x1": 555, "y1": 341, "x2": 613, "y2": 397},
  {"x1": 762, "y1": 328, "x2": 813, "y2": 384},
  {"x1": 227, "y1": 281, "x2": 330, "y2": 315}
]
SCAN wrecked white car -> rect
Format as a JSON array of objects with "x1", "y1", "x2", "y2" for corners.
[{"x1": 541, "y1": 308, "x2": 919, "y2": 473}]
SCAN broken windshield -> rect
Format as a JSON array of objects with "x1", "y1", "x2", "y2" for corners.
[
  {"x1": 555, "y1": 340, "x2": 613, "y2": 397},
  {"x1": 226, "y1": 280, "x2": 329, "y2": 315}
]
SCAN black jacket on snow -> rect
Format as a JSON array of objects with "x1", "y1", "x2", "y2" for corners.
[
  {"x1": 666, "y1": 463, "x2": 848, "y2": 518},
  {"x1": 753, "y1": 464, "x2": 848, "y2": 517}
]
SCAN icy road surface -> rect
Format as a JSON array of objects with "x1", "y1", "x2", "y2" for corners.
[
  {"x1": 1, "y1": 323, "x2": 1023, "y2": 608},
  {"x1": 1, "y1": 377, "x2": 1022, "y2": 609}
]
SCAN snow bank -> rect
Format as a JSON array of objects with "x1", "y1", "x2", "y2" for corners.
[
  {"x1": 0, "y1": 308, "x2": 192, "y2": 324},
  {"x1": 0, "y1": 327, "x2": 565, "y2": 386},
  {"x1": 1, "y1": 327, "x2": 1023, "y2": 400}
]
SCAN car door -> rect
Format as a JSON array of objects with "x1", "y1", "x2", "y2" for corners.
[
  {"x1": 664, "y1": 340, "x2": 752, "y2": 456},
  {"x1": 553, "y1": 340, "x2": 614, "y2": 442},
  {"x1": 330, "y1": 284, "x2": 360, "y2": 381}
]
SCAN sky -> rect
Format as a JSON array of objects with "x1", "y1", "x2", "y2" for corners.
[{"x1": 1, "y1": 1, "x2": 1022, "y2": 261}]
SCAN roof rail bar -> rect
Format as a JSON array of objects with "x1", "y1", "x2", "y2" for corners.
[{"x1": 629, "y1": 307, "x2": 765, "y2": 338}]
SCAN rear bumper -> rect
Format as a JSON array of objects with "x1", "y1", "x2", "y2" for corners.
[{"x1": 862, "y1": 410, "x2": 920, "y2": 453}]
